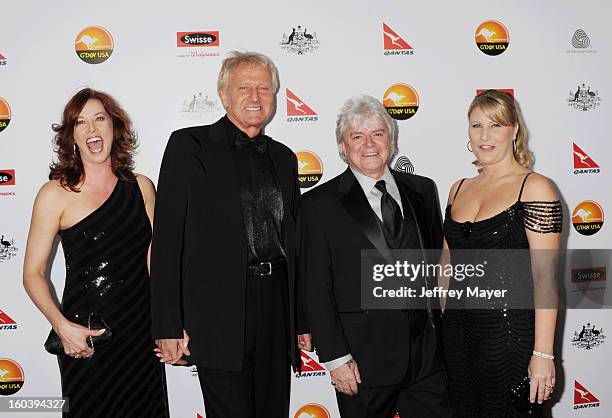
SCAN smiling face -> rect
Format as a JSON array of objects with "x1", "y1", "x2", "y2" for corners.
[
  {"x1": 220, "y1": 62, "x2": 274, "y2": 137},
  {"x1": 341, "y1": 116, "x2": 391, "y2": 179},
  {"x1": 73, "y1": 99, "x2": 114, "y2": 166},
  {"x1": 468, "y1": 106, "x2": 518, "y2": 167}
]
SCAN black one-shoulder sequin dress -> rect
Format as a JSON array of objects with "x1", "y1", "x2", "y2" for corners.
[
  {"x1": 441, "y1": 174, "x2": 562, "y2": 417},
  {"x1": 56, "y1": 180, "x2": 169, "y2": 418}
]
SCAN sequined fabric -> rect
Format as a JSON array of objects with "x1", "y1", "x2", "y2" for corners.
[
  {"x1": 56, "y1": 180, "x2": 169, "y2": 418},
  {"x1": 226, "y1": 117, "x2": 285, "y2": 265},
  {"x1": 441, "y1": 199, "x2": 562, "y2": 417}
]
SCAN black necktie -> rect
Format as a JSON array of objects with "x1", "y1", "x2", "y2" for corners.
[{"x1": 375, "y1": 180, "x2": 403, "y2": 242}]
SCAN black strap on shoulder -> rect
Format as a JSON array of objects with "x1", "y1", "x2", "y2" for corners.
[
  {"x1": 517, "y1": 172, "x2": 533, "y2": 201},
  {"x1": 452, "y1": 178, "x2": 466, "y2": 203}
]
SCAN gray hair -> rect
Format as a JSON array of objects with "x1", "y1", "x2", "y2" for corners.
[
  {"x1": 217, "y1": 50, "x2": 280, "y2": 96},
  {"x1": 335, "y1": 95, "x2": 398, "y2": 163}
]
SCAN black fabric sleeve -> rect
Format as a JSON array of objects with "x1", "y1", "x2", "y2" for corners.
[
  {"x1": 297, "y1": 203, "x2": 350, "y2": 362},
  {"x1": 150, "y1": 132, "x2": 189, "y2": 339}
]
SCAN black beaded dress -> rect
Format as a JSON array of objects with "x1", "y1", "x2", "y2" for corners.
[
  {"x1": 56, "y1": 179, "x2": 169, "y2": 418},
  {"x1": 441, "y1": 173, "x2": 562, "y2": 417}
]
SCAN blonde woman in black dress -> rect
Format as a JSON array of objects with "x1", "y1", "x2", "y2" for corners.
[{"x1": 441, "y1": 90, "x2": 561, "y2": 417}]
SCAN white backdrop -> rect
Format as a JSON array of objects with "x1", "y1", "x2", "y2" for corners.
[{"x1": 1, "y1": 1, "x2": 610, "y2": 417}]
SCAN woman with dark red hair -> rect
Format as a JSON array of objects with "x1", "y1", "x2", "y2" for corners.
[{"x1": 23, "y1": 88, "x2": 169, "y2": 417}]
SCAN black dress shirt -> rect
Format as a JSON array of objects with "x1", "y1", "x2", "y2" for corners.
[{"x1": 224, "y1": 116, "x2": 285, "y2": 264}]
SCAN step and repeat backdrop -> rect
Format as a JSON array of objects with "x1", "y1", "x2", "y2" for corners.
[{"x1": 1, "y1": 1, "x2": 610, "y2": 417}]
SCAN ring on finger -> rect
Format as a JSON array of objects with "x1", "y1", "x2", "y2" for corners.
[{"x1": 74, "y1": 354, "x2": 81, "y2": 359}]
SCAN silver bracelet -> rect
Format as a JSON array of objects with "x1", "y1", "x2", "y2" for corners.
[{"x1": 532, "y1": 350, "x2": 554, "y2": 360}]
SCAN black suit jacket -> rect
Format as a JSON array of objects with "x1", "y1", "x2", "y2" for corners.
[
  {"x1": 298, "y1": 167, "x2": 444, "y2": 386},
  {"x1": 150, "y1": 117, "x2": 301, "y2": 371}
]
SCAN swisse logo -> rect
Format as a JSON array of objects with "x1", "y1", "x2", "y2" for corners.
[
  {"x1": 0, "y1": 310, "x2": 17, "y2": 331},
  {"x1": 572, "y1": 267, "x2": 606, "y2": 284},
  {"x1": 0, "y1": 358, "x2": 25, "y2": 396},
  {"x1": 475, "y1": 20, "x2": 510, "y2": 56},
  {"x1": 0, "y1": 170, "x2": 15, "y2": 186},
  {"x1": 294, "y1": 403, "x2": 330, "y2": 418},
  {"x1": 296, "y1": 151, "x2": 323, "y2": 189},
  {"x1": 0, "y1": 97, "x2": 11, "y2": 133},
  {"x1": 177, "y1": 32, "x2": 219, "y2": 47},
  {"x1": 574, "y1": 380, "x2": 600, "y2": 409},
  {"x1": 295, "y1": 350, "x2": 327, "y2": 378},
  {"x1": 572, "y1": 200, "x2": 604, "y2": 236},
  {"x1": 573, "y1": 143, "x2": 600, "y2": 175}
]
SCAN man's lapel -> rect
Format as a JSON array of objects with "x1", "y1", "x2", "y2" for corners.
[
  {"x1": 199, "y1": 118, "x2": 247, "y2": 241},
  {"x1": 267, "y1": 140, "x2": 294, "y2": 219},
  {"x1": 338, "y1": 168, "x2": 389, "y2": 255}
]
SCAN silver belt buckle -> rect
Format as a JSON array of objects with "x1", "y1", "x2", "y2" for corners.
[{"x1": 260, "y1": 261, "x2": 272, "y2": 276}]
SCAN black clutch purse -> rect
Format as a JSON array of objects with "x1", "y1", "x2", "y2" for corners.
[
  {"x1": 509, "y1": 376, "x2": 544, "y2": 415},
  {"x1": 44, "y1": 313, "x2": 112, "y2": 356}
]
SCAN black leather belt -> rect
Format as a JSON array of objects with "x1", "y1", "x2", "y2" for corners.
[{"x1": 246, "y1": 257, "x2": 286, "y2": 276}]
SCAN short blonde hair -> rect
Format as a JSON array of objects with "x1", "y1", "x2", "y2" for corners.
[
  {"x1": 468, "y1": 89, "x2": 533, "y2": 170},
  {"x1": 217, "y1": 51, "x2": 280, "y2": 95}
]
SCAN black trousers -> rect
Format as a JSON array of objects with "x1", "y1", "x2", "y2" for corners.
[
  {"x1": 197, "y1": 267, "x2": 290, "y2": 418},
  {"x1": 336, "y1": 324, "x2": 452, "y2": 418},
  {"x1": 336, "y1": 370, "x2": 451, "y2": 418}
]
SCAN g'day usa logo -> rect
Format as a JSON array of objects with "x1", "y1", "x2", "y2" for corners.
[
  {"x1": 568, "y1": 83, "x2": 601, "y2": 111},
  {"x1": 0, "y1": 310, "x2": 17, "y2": 331},
  {"x1": 74, "y1": 26, "x2": 114, "y2": 64},
  {"x1": 573, "y1": 143, "x2": 600, "y2": 175},
  {"x1": 176, "y1": 31, "x2": 220, "y2": 58},
  {"x1": 0, "y1": 97, "x2": 11, "y2": 133},
  {"x1": 296, "y1": 151, "x2": 323, "y2": 189},
  {"x1": 572, "y1": 200, "x2": 604, "y2": 236},
  {"x1": 572, "y1": 321, "x2": 606, "y2": 350},
  {"x1": 280, "y1": 25, "x2": 320, "y2": 55},
  {"x1": 475, "y1": 20, "x2": 510, "y2": 56},
  {"x1": 294, "y1": 350, "x2": 327, "y2": 378},
  {"x1": 383, "y1": 84, "x2": 419, "y2": 120},
  {"x1": 0, "y1": 359, "x2": 25, "y2": 396}
]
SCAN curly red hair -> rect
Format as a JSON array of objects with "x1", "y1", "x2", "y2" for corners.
[{"x1": 49, "y1": 88, "x2": 137, "y2": 191}]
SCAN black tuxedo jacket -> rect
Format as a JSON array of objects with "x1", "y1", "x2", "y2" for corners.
[
  {"x1": 150, "y1": 117, "x2": 301, "y2": 371},
  {"x1": 298, "y1": 167, "x2": 444, "y2": 386}
]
